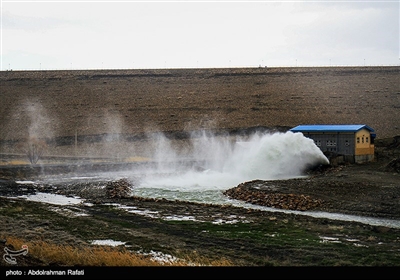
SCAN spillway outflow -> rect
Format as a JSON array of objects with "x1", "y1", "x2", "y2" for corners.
[{"x1": 136, "y1": 131, "x2": 329, "y2": 197}]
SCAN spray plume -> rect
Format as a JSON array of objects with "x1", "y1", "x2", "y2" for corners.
[{"x1": 137, "y1": 130, "x2": 329, "y2": 192}]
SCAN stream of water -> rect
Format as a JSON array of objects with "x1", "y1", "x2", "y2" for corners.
[
  {"x1": 96, "y1": 131, "x2": 400, "y2": 229},
  {"x1": 17, "y1": 131, "x2": 400, "y2": 229}
]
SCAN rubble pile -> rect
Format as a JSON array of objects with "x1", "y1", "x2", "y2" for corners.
[
  {"x1": 223, "y1": 182, "x2": 323, "y2": 211},
  {"x1": 106, "y1": 178, "x2": 132, "y2": 198}
]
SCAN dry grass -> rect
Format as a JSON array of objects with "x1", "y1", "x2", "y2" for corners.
[
  {"x1": 0, "y1": 160, "x2": 30, "y2": 166},
  {"x1": 4, "y1": 236, "x2": 233, "y2": 266}
]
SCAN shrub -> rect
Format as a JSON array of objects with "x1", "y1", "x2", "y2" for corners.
[{"x1": 17, "y1": 137, "x2": 47, "y2": 165}]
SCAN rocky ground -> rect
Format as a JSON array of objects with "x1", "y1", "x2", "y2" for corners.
[{"x1": 0, "y1": 134, "x2": 399, "y2": 272}]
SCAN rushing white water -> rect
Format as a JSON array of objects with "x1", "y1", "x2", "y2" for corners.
[
  {"x1": 11, "y1": 130, "x2": 400, "y2": 228},
  {"x1": 123, "y1": 131, "x2": 400, "y2": 229},
  {"x1": 132, "y1": 131, "x2": 329, "y2": 202}
]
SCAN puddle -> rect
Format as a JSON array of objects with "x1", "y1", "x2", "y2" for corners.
[
  {"x1": 90, "y1": 239, "x2": 126, "y2": 247},
  {"x1": 17, "y1": 192, "x2": 85, "y2": 206}
]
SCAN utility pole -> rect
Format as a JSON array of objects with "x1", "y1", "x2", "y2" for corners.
[{"x1": 75, "y1": 129, "x2": 78, "y2": 155}]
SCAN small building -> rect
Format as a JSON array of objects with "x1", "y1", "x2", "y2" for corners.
[{"x1": 290, "y1": 124, "x2": 376, "y2": 163}]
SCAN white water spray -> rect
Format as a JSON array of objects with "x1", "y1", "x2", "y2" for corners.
[{"x1": 136, "y1": 131, "x2": 329, "y2": 198}]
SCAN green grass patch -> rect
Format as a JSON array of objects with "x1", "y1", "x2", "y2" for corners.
[{"x1": 165, "y1": 219, "x2": 321, "y2": 247}]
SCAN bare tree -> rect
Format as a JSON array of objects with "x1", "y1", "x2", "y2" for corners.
[{"x1": 18, "y1": 137, "x2": 47, "y2": 165}]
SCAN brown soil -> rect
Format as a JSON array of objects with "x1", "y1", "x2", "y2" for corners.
[
  {"x1": 1, "y1": 66, "x2": 399, "y2": 141},
  {"x1": 0, "y1": 67, "x2": 400, "y2": 273}
]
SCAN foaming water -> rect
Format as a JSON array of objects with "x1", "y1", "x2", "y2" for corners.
[
  {"x1": 133, "y1": 131, "x2": 329, "y2": 202},
  {"x1": 126, "y1": 132, "x2": 400, "y2": 229},
  {"x1": 18, "y1": 130, "x2": 400, "y2": 228}
]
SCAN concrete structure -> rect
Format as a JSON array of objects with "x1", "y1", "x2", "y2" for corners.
[{"x1": 290, "y1": 124, "x2": 376, "y2": 163}]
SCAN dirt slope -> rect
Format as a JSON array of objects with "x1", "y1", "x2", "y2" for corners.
[{"x1": 1, "y1": 66, "x2": 399, "y2": 144}]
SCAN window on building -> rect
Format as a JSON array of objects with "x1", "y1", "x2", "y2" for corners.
[
  {"x1": 366, "y1": 137, "x2": 369, "y2": 143},
  {"x1": 326, "y1": 140, "x2": 336, "y2": 147},
  {"x1": 362, "y1": 136, "x2": 364, "y2": 143},
  {"x1": 345, "y1": 140, "x2": 350, "y2": 146},
  {"x1": 357, "y1": 137, "x2": 360, "y2": 143},
  {"x1": 315, "y1": 140, "x2": 321, "y2": 146}
]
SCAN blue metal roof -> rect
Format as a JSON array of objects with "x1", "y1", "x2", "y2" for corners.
[{"x1": 290, "y1": 124, "x2": 375, "y2": 133}]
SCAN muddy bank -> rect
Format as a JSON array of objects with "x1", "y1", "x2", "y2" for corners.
[
  {"x1": 223, "y1": 166, "x2": 400, "y2": 220},
  {"x1": 1, "y1": 170, "x2": 400, "y2": 269},
  {"x1": 1, "y1": 152, "x2": 400, "y2": 269}
]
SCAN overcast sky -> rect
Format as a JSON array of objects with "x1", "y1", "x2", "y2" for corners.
[{"x1": 1, "y1": 0, "x2": 399, "y2": 70}]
